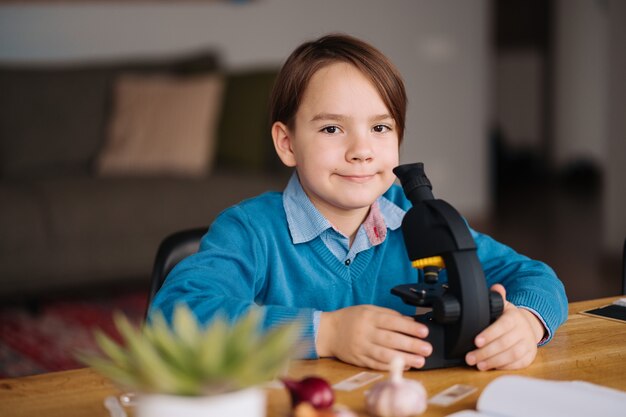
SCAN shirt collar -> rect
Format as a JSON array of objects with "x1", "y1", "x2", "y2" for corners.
[{"x1": 283, "y1": 172, "x2": 405, "y2": 245}]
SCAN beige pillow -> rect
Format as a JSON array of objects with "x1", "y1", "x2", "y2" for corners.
[{"x1": 96, "y1": 73, "x2": 224, "y2": 177}]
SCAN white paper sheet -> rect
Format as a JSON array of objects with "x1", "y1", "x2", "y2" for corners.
[{"x1": 447, "y1": 375, "x2": 626, "y2": 417}]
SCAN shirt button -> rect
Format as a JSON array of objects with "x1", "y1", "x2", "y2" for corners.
[{"x1": 345, "y1": 259, "x2": 351, "y2": 266}]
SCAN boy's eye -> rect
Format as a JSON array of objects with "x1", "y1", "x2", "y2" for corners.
[
  {"x1": 373, "y1": 124, "x2": 391, "y2": 133},
  {"x1": 321, "y1": 125, "x2": 340, "y2": 134}
]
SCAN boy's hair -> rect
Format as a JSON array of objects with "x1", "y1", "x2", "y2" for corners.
[{"x1": 270, "y1": 33, "x2": 408, "y2": 143}]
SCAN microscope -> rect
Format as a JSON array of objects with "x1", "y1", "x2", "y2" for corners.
[{"x1": 391, "y1": 163, "x2": 504, "y2": 369}]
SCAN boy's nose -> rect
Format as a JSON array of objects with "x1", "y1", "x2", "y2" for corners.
[{"x1": 346, "y1": 133, "x2": 374, "y2": 162}]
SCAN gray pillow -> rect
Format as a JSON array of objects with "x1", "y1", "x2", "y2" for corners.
[{"x1": 0, "y1": 67, "x2": 110, "y2": 178}]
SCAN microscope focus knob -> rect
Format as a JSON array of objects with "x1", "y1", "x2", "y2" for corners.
[
  {"x1": 423, "y1": 266, "x2": 440, "y2": 284},
  {"x1": 433, "y1": 294, "x2": 461, "y2": 324},
  {"x1": 489, "y1": 291, "x2": 505, "y2": 323}
]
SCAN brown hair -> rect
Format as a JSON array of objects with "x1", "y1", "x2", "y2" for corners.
[{"x1": 269, "y1": 34, "x2": 408, "y2": 143}]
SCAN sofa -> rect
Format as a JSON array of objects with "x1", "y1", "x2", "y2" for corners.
[{"x1": 0, "y1": 50, "x2": 290, "y2": 299}]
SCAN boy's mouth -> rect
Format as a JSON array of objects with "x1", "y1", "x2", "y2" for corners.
[{"x1": 338, "y1": 174, "x2": 376, "y2": 183}]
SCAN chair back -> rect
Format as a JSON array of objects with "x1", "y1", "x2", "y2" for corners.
[{"x1": 146, "y1": 227, "x2": 207, "y2": 317}]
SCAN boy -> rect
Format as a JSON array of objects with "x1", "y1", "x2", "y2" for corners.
[{"x1": 150, "y1": 34, "x2": 568, "y2": 371}]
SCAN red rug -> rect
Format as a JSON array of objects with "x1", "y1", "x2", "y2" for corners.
[{"x1": 0, "y1": 291, "x2": 147, "y2": 378}]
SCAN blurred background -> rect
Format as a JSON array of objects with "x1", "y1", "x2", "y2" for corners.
[{"x1": 0, "y1": 0, "x2": 624, "y2": 376}]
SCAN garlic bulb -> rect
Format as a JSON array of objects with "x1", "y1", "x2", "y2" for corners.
[{"x1": 365, "y1": 357, "x2": 428, "y2": 417}]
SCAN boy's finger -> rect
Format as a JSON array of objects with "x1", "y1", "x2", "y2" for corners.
[
  {"x1": 372, "y1": 330, "x2": 432, "y2": 357},
  {"x1": 358, "y1": 353, "x2": 392, "y2": 371},
  {"x1": 474, "y1": 307, "x2": 516, "y2": 347},
  {"x1": 369, "y1": 345, "x2": 426, "y2": 370},
  {"x1": 490, "y1": 283, "x2": 507, "y2": 300},
  {"x1": 367, "y1": 306, "x2": 429, "y2": 337},
  {"x1": 496, "y1": 352, "x2": 536, "y2": 370},
  {"x1": 466, "y1": 330, "x2": 519, "y2": 366},
  {"x1": 474, "y1": 342, "x2": 533, "y2": 371},
  {"x1": 405, "y1": 354, "x2": 426, "y2": 369},
  {"x1": 376, "y1": 314, "x2": 429, "y2": 338}
]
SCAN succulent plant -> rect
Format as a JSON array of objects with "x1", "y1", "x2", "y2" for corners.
[{"x1": 77, "y1": 304, "x2": 300, "y2": 396}]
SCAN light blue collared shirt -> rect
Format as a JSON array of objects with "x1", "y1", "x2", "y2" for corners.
[{"x1": 283, "y1": 172, "x2": 405, "y2": 263}]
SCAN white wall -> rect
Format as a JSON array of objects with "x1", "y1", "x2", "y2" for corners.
[
  {"x1": 553, "y1": 0, "x2": 625, "y2": 256},
  {"x1": 553, "y1": 0, "x2": 608, "y2": 168},
  {"x1": 0, "y1": 0, "x2": 491, "y2": 218},
  {"x1": 495, "y1": 49, "x2": 545, "y2": 150},
  {"x1": 605, "y1": 0, "x2": 626, "y2": 256}
]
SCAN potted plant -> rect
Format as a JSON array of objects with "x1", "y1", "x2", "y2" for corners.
[{"x1": 77, "y1": 304, "x2": 300, "y2": 417}]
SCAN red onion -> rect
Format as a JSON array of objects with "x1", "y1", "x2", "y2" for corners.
[{"x1": 282, "y1": 376, "x2": 335, "y2": 410}]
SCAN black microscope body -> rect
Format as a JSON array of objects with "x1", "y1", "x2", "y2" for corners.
[{"x1": 391, "y1": 163, "x2": 504, "y2": 369}]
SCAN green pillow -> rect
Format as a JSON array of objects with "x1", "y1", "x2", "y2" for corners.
[{"x1": 216, "y1": 68, "x2": 280, "y2": 172}]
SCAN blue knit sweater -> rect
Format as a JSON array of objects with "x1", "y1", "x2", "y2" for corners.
[{"x1": 149, "y1": 184, "x2": 568, "y2": 358}]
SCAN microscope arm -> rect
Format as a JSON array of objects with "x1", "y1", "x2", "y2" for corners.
[{"x1": 422, "y1": 200, "x2": 492, "y2": 357}]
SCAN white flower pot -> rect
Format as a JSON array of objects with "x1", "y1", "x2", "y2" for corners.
[{"x1": 136, "y1": 387, "x2": 266, "y2": 417}]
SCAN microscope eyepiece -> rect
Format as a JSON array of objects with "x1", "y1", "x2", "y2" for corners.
[{"x1": 393, "y1": 163, "x2": 434, "y2": 204}]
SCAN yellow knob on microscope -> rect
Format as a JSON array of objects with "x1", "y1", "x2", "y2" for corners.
[{"x1": 411, "y1": 256, "x2": 445, "y2": 269}]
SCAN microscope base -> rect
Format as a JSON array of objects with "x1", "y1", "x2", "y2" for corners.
[{"x1": 414, "y1": 314, "x2": 466, "y2": 370}]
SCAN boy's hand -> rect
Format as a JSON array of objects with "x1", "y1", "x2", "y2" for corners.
[
  {"x1": 465, "y1": 284, "x2": 545, "y2": 371},
  {"x1": 316, "y1": 305, "x2": 432, "y2": 370}
]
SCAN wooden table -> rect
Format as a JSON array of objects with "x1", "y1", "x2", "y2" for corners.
[{"x1": 1, "y1": 297, "x2": 624, "y2": 417}]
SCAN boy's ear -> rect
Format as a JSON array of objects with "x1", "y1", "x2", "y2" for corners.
[{"x1": 271, "y1": 121, "x2": 297, "y2": 167}]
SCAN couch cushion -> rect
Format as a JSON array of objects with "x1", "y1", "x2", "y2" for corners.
[
  {"x1": 36, "y1": 172, "x2": 287, "y2": 246},
  {"x1": 95, "y1": 73, "x2": 224, "y2": 177},
  {"x1": 0, "y1": 172, "x2": 288, "y2": 296},
  {"x1": 0, "y1": 51, "x2": 219, "y2": 179}
]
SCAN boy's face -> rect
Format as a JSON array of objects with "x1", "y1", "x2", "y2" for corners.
[{"x1": 273, "y1": 62, "x2": 399, "y2": 220}]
